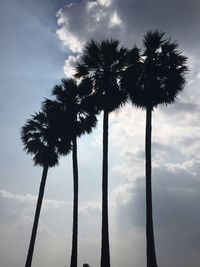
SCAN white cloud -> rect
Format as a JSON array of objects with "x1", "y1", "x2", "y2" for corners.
[
  {"x1": 197, "y1": 72, "x2": 200, "y2": 80},
  {"x1": 56, "y1": 0, "x2": 126, "y2": 78},
  {"x1": 63, "y1": 55, "x2": 79, "y2": 78},
  {"x1": 110, "y1": 11, "x2": 122, "y2": 27},
  {"x1": 56, "y1": 27, "x2": 83, "y2": 53},
  {"x1": 56, "y1": 0, "x2": 121, "y2": 75},
  {"x1": 0, "y1": 189, "x2": 36, "y2": 204},
  {"x1": 0, "y1": 188, "x2": 101, "y2": 214},
  {"x1": 0, "y1": 188, "x2": 69, "y2": 208},
  {"x1": 97, "y1": 0, "x2": 112, "y2": 7}
]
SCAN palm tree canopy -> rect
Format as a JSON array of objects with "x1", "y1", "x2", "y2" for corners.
[
  {"x1": 75, "y1": 39, "x2": 129, "y2": 112},
  {"x1": 21, "y1": 111, "x2": 71, "y2": 167},
  {"x1": 121, "y1": 30, "x2": 188, "y2": 109},
  {"x1": 43, "y1": 78, "x2": 97, "y2": 141}
]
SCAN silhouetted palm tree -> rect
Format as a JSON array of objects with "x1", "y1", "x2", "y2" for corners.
[
  {"x1": 75, "y1": 39, "x2": 128, "y2": 267},
  {"x1": 21, "y1": 111, "x2": 71, "y2": 267},
  {"x1": 122, "y1": 30, "x2": 187, "y2": 267},
  {"x1": 43, "y1": 78, "x2": 97, "y2": 267}
]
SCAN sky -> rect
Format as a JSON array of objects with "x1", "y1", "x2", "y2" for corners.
[{"x1": 0, "y1": 0, "x2": 200, "y2": 266}]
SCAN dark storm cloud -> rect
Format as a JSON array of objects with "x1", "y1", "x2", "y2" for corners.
[
  {"x1": 114, "y1": 163, "x2": 200, "y2": 267},
  {"x1": 57, "y1": 0, "x2": 200, "y2": 54},
  {"x1": 114, "y1": 0, "x2": 200, "y2": 51},
  {"x1": 160, "y1": 101, "x2": 200, "y2": 114}
]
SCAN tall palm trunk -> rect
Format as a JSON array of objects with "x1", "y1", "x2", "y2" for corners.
[
  {"x1": 145, "y1": 106, "x2": 158, "y2": 267},
  {"x1": 101, "y1": 109, "x2": 110, "y2": 267},
  {"x1": 25, "y1": 165, "x2": 48, "y2": 267},
  {"x1": 70, "y1": 136, "x2": 79, "y2": 267}
]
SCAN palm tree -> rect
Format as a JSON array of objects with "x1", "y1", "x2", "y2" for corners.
[
  {"x1": 75, "y1": 39, "x2": 128, "y2": 267},
  {"x1": 122, "y1": 30, "x2": 187, "y2": 267},
  {"x1": 21, "y1": 111, "x2": 71, "y2": 267},
  {"x1": 43, "y1": 78, "x2": 97, "y2": 267}
]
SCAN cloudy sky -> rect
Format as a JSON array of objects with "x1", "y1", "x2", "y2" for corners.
[{"x1": 1, "y1": 0, "x2": 200, "y2": 266}]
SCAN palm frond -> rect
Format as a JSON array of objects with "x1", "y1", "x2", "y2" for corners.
[
  {"x1": 81, "y1": 39, "x2": 101, "y2": 69},
  {"x1": 74, "y1": 62, "x2": 89, "y2": 78},
  {"x1": 75, "y1": 39, "x2": 129, "y2": 113},
  {"x1": 143, "y1": 30, "x2": 165, "y2": 55},
  {"x1": 21, "y1": 109, "x2": 71, "y2": 167}
]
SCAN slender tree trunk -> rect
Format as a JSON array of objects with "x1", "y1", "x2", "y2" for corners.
[
  {"x1": 101, "y1": 109, "x2": 110, "y2": 267},
  {"x1": 25, "y1": 165, "x2": 48, "y2": 267},
  {"x1": 70, "y1": 136, "x2": 79, "y2": 267},
  {"x1": 145, "y1": 106, "x2": 158, "y2": 267}
]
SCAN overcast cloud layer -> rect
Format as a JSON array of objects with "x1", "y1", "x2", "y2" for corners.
[{"x1": 1, "y1": 0, "x2": 200, "y2": 267}]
